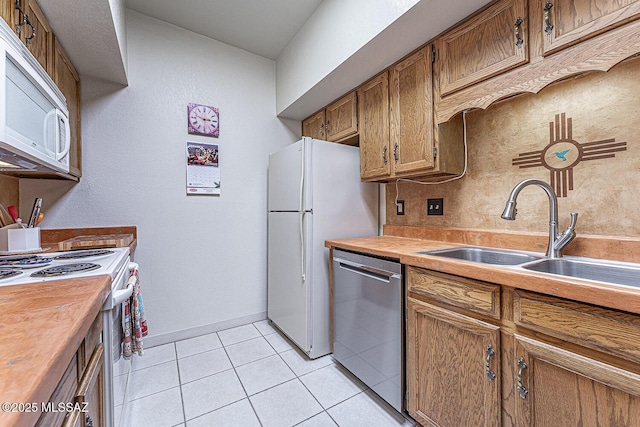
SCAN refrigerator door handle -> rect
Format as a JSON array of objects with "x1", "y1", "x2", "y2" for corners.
[
  {"x1": 300, "y1": 211, "x2": 306, "y2": 281},
  {"x1": 299, "y1": 139, "x2": 305, "y2": 213}
]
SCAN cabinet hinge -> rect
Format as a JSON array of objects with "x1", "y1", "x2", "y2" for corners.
[{"x1": 433, "y1": 147, "x2": 437, "y2": 159}]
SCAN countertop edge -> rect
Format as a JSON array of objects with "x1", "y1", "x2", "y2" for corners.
[{"x1": 326, "y1": 236, "x2": 640, "y2": 316}]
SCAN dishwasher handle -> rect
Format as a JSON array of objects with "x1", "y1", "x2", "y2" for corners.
[{"x1": 335, "y1": 257, "x2": 400, "y2": 283}]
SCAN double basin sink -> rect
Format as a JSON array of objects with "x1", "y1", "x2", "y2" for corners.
[{"x1": 418, "y1": 246, "x2": 640, "y2": 289}]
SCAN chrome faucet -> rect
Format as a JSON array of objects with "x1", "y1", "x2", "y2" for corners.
[{"x1": 501, "y1": 179, "x2": 578, "y2": 258}]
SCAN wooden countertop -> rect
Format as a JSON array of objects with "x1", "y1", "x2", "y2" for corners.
[
  {"x1": 326, "y1": 235, "x2": 640, "y2": 316},
  {"x1": 0, "y1": 226, "x2": 137, "y2": 426},
  {"x1": 0, "y1": 276, "x2": 111, "y2": 427}
]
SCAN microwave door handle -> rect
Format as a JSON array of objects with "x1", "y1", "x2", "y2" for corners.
[
  {"x1": 55, "y1": 109, "x2": 71, "y2": 161},
  {"x1": 42, "y1": 110, "x2": 56, "y2": 156}
]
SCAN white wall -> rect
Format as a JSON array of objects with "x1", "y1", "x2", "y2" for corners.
[
  {"x1": 276, "y1": 0, "x2": 419, "y2": 115},
  {"x1": 20, "y1": 10, "x2": 297, "y2": 344}
]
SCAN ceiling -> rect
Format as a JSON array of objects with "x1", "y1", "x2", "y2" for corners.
[{"x1": 125, "y1": 0, "x2": 324, "y2": 60}]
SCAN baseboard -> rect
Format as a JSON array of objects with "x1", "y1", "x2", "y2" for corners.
[{"x1": 144, "y1": 311, "x2": 267, "y2": 348}]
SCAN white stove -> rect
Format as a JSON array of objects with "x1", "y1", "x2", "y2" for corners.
[
  {"x1": 0, "y1": 247, "x2": 131, "y2": 287},
  {"x1": 0, "y1": 247, "x2": 137, "y2": 427}
]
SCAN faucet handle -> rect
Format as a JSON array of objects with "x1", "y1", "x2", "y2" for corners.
[{"x1": 568, "y1": 212, "x2": 578, "y2": 230}]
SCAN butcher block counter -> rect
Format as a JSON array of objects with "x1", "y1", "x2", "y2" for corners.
[
  {"x1": 325, "y1": 225, "x2": 640, "y2": 315},
  {"x1": 0, "y1": 276, "x2": 110, "y2": 427}
]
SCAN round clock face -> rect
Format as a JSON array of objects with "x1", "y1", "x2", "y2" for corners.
[{"x1": 188, "y1": 104, "x2": 219, "y2": 137}]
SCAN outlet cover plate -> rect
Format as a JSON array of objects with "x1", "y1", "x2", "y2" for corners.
[
  {"x1": 427, "y1": 198, "x2": 443, "y2": 215},
  {"x1": 396, "y1": 200, "x2": 405, "y2": 215}
]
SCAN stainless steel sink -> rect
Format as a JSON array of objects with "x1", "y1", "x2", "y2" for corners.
[
  {"x1": 523, "y1": 258, "x2": 640, "y2": 288},
  {"x1": 418, "y1": 246, "x2": 543, "y2": 266}
]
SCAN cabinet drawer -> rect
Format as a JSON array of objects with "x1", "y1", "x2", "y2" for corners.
[
  {"x1": 407, "y1": 267, "x2": 500, "y2": 319},
  {"x1": 36, "y1": 354, "x2": 78, "y2": 427},
  {"x1": 514, "y1": 290, "x2": 640, "y2": 364}
]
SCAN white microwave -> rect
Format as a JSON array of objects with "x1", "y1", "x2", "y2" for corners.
[{"x1": 0, "y1": 19, "x2": 70, "y2": 174}]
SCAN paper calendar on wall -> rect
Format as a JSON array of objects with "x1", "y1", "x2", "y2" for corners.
[{"x1": 186, "y1": 141, "x2": 220, "y2": 195}]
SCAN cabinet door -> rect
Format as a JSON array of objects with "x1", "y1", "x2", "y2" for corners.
[
  {"x1": 0, "y1": 0, "x2": 15, "y2": 28},
  {"x1": 53, "y1": 37, "x2": 81, "y2": 177},
  {"x1": 19, "y1": 0, "x2": 53, "y2": 73},
  {"x1": 541, "y1": 0, "x2": 640, "y2": 55},
  {"x1": 436, "y1": 0, "x2": 528, "y2": 97},
  {"x1": 325, "y1": 92, "x2": 358, "y2": 142},
  {"x1": 407, "y1": 297, "x2": 501, "y2": 427},
  {"x1": 76, "y1": 343, "x2": 105, "y2": 427},
  {"x1": 513, "y1": 334, "x2": 640, "y2": 426},
  {"x1": 302, "y1": 110, "x2": 326, "y2": 140},
  {"x1": 358, "y1": 71, "x2": 390, "y2": 181},
  {"x1": 390, "y1": 46, "x2": 434, "y2": 176}
]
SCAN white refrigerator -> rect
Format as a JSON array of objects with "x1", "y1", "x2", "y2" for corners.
[{"x1": 267, "y1": 137, "x2": 378, "y2": 359}]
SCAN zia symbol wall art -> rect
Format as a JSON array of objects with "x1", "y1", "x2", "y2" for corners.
[{"x1": 510, "y1": 113, "x2": 627, "y2": 197}]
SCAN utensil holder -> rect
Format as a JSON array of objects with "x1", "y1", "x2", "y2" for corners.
[{"x1": 0, "y1": 224, "x2": 41, "y2": 253}]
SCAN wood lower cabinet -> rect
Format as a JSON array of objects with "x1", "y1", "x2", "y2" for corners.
[
  {"x1": 36, "y1": 314, "x2": 104, "y2": 427},
  {"x1": 407, "y1": 297, "x2": 501, "y2": 427},
  {"x1": 53, "y1": 36, "x2": 82, "y2": 177},
  {"x1": 540, "y1": 0, "x2": 640, "y2": 56},
  {"x1": 513, "y1": 334, "x2": 640, "y2": 426},
  {"x1": 435, "y1": 0, "x2": 528, "y2": 97},
  {"x1": 406, "y1": 266, "x2": 640, "y2": 427},
  {"x1": 358, "y1": 71, "x2": 391, "y2": 180}
]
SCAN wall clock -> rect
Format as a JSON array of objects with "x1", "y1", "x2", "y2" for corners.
[{"x1": 188, "y1": 103, "x2": 220, "y2": 137}]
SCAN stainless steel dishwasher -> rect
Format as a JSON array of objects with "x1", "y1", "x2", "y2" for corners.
[{"x1": 332, "y1": 249, "x2": 403, "y2": 413}]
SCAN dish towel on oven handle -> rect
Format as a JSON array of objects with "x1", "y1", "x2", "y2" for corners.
[{"x1": 123, "y1": 269, "x2": 148, "y2": 359}]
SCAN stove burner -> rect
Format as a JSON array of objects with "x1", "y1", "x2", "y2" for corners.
[
  {"x1": 0, "y1": 254, "x2": 38, "y2": 262},
  {"x1": 31, "y1": 263, "x2": 101, "y2": 278},
  {"x1": 54, "y1": 249, "x2": 114, "y2": 260},
  {"x1": 0, "y1": 257, "x2": 52, "y2": 268},
  {"x1": 0, "y1": 269, "x2": 23, "y2": 280}
]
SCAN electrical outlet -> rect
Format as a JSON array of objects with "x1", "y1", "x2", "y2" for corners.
[
  {"x1": 427, "y1": 198, "x2": 443, "y2": 215},
  {"x1": 396, "y1": 200, "x2": 405, "y2": 215}
]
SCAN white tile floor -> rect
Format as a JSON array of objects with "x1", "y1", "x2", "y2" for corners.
[{"x1": 117, "y1": 320, "x2": 415, "y2": 427}]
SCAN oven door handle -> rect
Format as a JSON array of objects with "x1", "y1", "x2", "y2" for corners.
[
  {"x1": 112, "y1": 285, "x2": 133, "y2": 306},
  {"x1": 128, "y1": 262, "x2": 139, "y2": 273},
  {"x1": 111, "y1": 262, "x2": 139, "y2": 305}
]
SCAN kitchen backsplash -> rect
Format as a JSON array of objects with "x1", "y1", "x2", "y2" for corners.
[
  {"x1": 0, "y1": 175, "x2": 19, "y2": 208},
  {"x1": 387, "y1": 58, "x2": 639, "y2": 238}
]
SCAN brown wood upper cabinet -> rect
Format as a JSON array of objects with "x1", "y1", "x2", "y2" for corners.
[
  {"x1": 302, "y1": 110, "x2": 326, "y2": 140},
  {"x1": 435, "y1": 0, "x2": 528, "y2": 97},
  {"x1": 358, "y1": 72, "x2": 391, "y2": 181},
  {"x1": 0, "y1": 0, "x2": 15, "y2": 27},
  {"x1": 18, "y1": 0, "x2": 53, "y2": 73},
  {"x1": 540, "y1": 0, "x2": 640, "y2": 55},
  {"x1": 53, "y1": 36, "x2": 82, "y2": 177},
  {"x1": 390, "y1": 46, "x2": 435, "y2": 177},
  {"x1": 302, "y1": 92, "x2": 358, "y2": 143},
  {"x1": 325, "y1": 92, "x2": 357, "y2": 142}
]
